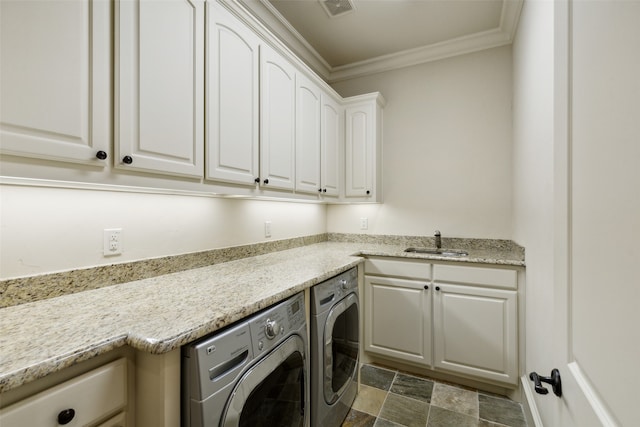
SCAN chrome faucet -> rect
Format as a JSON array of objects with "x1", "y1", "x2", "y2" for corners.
[{"x1": 434, "y1": 230, "x2": 442, "y2": 249}]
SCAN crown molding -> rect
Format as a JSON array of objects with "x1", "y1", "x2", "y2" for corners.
[{"x1": 246, "y1": 0, "x2": 523, "y2": 83}]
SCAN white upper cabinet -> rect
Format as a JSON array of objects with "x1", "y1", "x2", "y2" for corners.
[
  {"x1": 0, "y1": 0, "x2": 110, "y2": 165},
  {"x1": 115, "y1": 0, "x2": 204, "y2": 177},
  {"x1": 206, "y1": 1, "x2": 260, "y2": 186},
  {"x1": 1, "y1": 0, "x2": 383, "y2": 202},
  {"x1": 320, "y1": 94, "x2": 343, "y2": 197},
  {"x1": 344, "y1": 93, "x2": 385, "y2": 202},
  {"x1": 295, "y1": 74, "x2": 322, "y2": 194},
  {"x1": 260, "y1": 44, "x2": 296, "y2": 191}
]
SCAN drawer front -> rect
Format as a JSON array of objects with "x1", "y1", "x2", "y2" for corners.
[
  {"x1": 435, "y1": 265, "x2": 517, "y2": 289},
  {"x1": 0, "y1": 358, "x2": 126, "y2": 427},
  {"x1": 365, "y1": 257, "x2": 431, "y2": 280}
]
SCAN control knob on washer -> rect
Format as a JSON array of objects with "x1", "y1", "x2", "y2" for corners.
[
  {"x1": 340, "y1": 279, "x2": 348, "y2": 290},
  {"x1": 264, "y1": 318, "x2": 279, "y2": 339}
]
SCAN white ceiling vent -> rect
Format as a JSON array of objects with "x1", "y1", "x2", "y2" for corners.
[{"x1": 319, "y1": 0, "x2": 355, "y2": 18}]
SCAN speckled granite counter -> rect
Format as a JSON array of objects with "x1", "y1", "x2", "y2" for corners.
[{"x1": 0, "y1": 238, "x2": 524, "y2": 393}]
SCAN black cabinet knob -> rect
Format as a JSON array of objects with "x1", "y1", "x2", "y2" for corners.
[
  {"x1": 122, "y1": 155, "x2": 133, "y2": 165},
  {"x1": 57, "y1": 408, "x2": 75, "y2": 425},
  {"x1": 318, "y1": 188, "x2": 322, "y2": 193},
  {"x1": 254, "y1": 177, "x2": 260, "y2": 183},
  {"x1": 424, "y1": 285, "x2": 429, "y2": 290},
  {"x1": 263, "y1": 179, "x2": 269, "y2": 184},
  {"x1": 323, "y1": 189, "x2": 327, "y2": 193},
  {"x1": 96, "y1": 150, "x2": 107, "y2": 160},
  {"x1": 435, "y1": 286, "x2": 440, "y2": 291},
  {"x1": 366, "y1": 190, "x2": 371, "y2": 195}
]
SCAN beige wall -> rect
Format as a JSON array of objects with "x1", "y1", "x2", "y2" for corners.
[
  {"x1": 0, "y1": 185, "x2": 326, "y2": 279},
  {"x1": 328, "y1": 46, "x2": 513, "y2": 239}
]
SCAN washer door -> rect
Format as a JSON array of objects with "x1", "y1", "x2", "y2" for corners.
[
  {"x1": 222, "y1": 335, "x2": 307, "y2": 427},
  {"x1": 323, "y1": 292, "x2": 359, "y2": 404}
]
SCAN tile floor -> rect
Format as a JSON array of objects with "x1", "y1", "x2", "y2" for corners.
[{"x1": 342, "y1": 364, "x2": 527, "y2": 427}]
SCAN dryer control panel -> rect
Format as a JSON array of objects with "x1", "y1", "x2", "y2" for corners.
[{"x1": 310, "y1": 267, "x2": 358, "y2": 315}]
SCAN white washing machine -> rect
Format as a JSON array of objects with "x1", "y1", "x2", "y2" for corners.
[
  {"x1": 310, "y1": 267, "x2": 359, "y2": 427},
  {"x1": 182, "y1": 292, "x2": 308, "y2": 427}
]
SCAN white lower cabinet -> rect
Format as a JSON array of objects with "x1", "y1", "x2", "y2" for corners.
[
  {"x1": 364, "y1": 275, "x2": 432, "y2": 365},
  {"x1": 0, "y1": 358, "x2": 127, "y2": 427},
  {"x1": 433, "y1": 283, "x2": 517, "y2": 385},
  {"x1": 364, "y1": 257, "x2": 519, "y2": 386}
]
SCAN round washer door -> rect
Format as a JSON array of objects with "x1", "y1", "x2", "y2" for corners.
[
  {"x1": 222, "y1": 334, "x2": 307, "y2": 427},
  {"x1": 323, "y1": 292, "x2": 359, "y2": 404}
]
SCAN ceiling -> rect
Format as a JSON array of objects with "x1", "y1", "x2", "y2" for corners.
[{"x1": 238, "y1": 0, "x2": 523, "y2": 82}]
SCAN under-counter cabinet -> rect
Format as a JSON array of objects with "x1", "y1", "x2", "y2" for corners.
[
  {"x1": 364, "y1": 258, "x2": 432, "y2": 365},
  {"x1": 205, "y1": 1, "x2": 260, "y2": 185},
  {"x1": 115, "y1": 0, "x2": 204, "y2": 177},
  {"x1": 0, "y1": 0, "x2": 110, "y2": 165},
  {"x1": 0, "y1": 359, "x2": 128, "y2": 427},
  {"x1": 364, "y1": 257, "x2": 519, "y2": 386},
  {"x1": 433, "y1": 264, "x2": 518, "y2": 385}
]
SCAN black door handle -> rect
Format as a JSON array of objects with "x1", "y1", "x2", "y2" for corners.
[{"x1": 529, "y1": 369, "x2": 562, "y2": 397}]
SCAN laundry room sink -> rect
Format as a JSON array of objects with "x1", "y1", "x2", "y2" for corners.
[{"x1": 404, "y1": 247, "x2": 469, "y2": 257}]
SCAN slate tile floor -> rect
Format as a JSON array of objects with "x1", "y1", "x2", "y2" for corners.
[{"x1": 342, "y1": 364, "x2": 527, "y2": 427}]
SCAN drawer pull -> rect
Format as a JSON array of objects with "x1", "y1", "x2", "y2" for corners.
[{"x1": 57, "y1": 408, "x2": 75, "y2": 425}]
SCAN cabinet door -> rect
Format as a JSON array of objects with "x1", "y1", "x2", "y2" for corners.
[
  {"x1": 364, "y1": 276, "x2": 432, "y2": 365},
  {"x1": 344, "y1": 94, "x2": 386, "y2": 201},
  {"x1": 320, "y1": 94, "x2": 343, "y2": 197},
  {"x1": 0, "y1": 0, "x2": 110, "y2": 165},
  {"x1": 206, "y1": 2, "x2": 260, "y2": 185},
  {"x1": 115, "y1": 0, "x2": 204, "y2": 177},
  {"x1": 260, "y1": 45, "x2": 296, "y2": 191},
  {"x1": 345, "y1": 102, "x2": 373, "y2": 198},
  {"x1": 433, "y1": 284, "x2": 517, "y2": 384},
  {"x1": 295, "y1": 74, "x2": 322, "y2": 194}
]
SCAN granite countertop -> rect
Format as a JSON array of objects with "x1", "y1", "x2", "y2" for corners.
[{"x1": 0, "y1": 240, "x2": 524, "y2": 393}]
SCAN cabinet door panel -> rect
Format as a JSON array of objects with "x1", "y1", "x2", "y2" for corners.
[
  {"x1": 260, "y1": 45, "x2": 296, "y2": 190},
  {"x1": 320, "y1": 94, "x2": 342, "y2": 197},
  {"x1": 433, "y1": 284, "x2": 517, "y2": 384},
  {"x1": 295, "y1": 74, "x2": 321, "y2": 194},
  {"x1": 206, "y1": 2, "x2": 259, "y2": 185},
  {"x1": 116, "y1": 0, "x2": 204, "y2": 177},
  {"x1": 0, "y1": 0, "x2": 110, "y2": 165},
  {"x1": 345, "y1": 105, "x2": 373, "y2": 197},
  {"x1": 364, "y1": 276, "x2": 431, "y2": 365}
]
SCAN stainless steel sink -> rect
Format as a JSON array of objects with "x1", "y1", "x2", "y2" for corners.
[{"x1": 404, "y1": 247, "x2": 469, "y2": 257}]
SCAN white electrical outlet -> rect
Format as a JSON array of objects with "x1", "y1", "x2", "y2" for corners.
[
  {"x1": 103, "y1": 228, "x2": 122, "y2": 256},
  {"x1": 360, "y1": 217, "x2": 368, "y2": 230},
  {"x1": 265, "y1": 221, "x2": 272, "y2": 238}
]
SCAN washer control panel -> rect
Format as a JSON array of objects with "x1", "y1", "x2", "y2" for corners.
[{"x1": 250, "y1": 292, "x2": 305, "y2": 354}]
